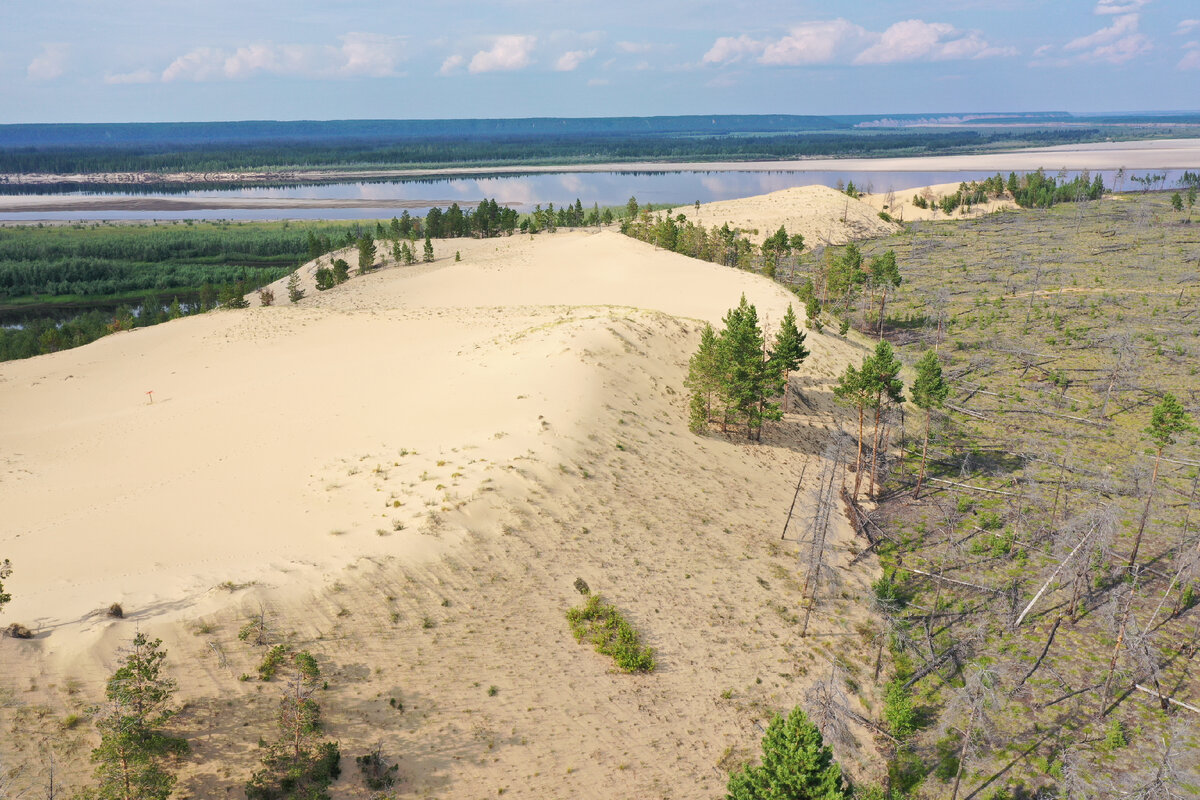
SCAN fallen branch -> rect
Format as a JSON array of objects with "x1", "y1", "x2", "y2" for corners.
[
  {"x1": 905, "y1": 567, "x2": 1004, "y2": 595},
  {"x1": 926, "y1": 477, "x2": 1017, "y2": 497},
  {"x1": 1133, "y1": 685, "x2": 1200, "y2": 715}
]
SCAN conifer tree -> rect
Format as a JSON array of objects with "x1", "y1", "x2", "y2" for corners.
[
  {"x1": 863, "y1": 341, "x2": 905, "y2": 499},
  {"x1": 726, "y1": 706, "x2": 848, "y2": 800},
  {"x1": 356, "y1": 237, "x2": 376, "y2": 274},
  {"x1": 834, "y1": 362, "x2": 871, "y2": 499},
  {"x1": 719, "y1": 296, "x2": 782, "y2": 440},
  {"x1": 1129, "y1": 393, "x2": 1196, "y2": 568},
  {"x1": 400, "y1": 242, "x2": 415, "y2": 265},
  {"x1": 167, "y1": 297, "x2": 183, "y2": 320},
  {"x1": 867, "y1": 250, "x2": 901, "y2": 339},
  {"x1": 684, "y1": 323, "x2": 723, "y2": 432},
  {"x1": 246, "y1": 650, "x2": 340, "y2": 800},
  {"x1": 331, "y1": 259, "x2": 350, "y2": 285},
  {"x1": 911, "y1": 350, "x2": 949, "y2": 499},
  {"x1": 286, "y1": 274, "x2": 305, "y2": 304},
  {"x1": 770, "y1": 304, "x2": 809, "y2": 413},
  {"x1": 87, "y1": 633, "x2": 186, "y2": 800},
  {"x1": 423, "y1": 236, "x2": 434, "y2": 263}
]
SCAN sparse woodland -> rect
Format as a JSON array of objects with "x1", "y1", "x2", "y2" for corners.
[{"x1": 679, "y1": 185, "x2": 1200, "y2": 798}]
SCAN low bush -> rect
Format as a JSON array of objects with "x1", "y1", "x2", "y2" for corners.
[{"x1": 566, "y1": 594, "x2": 656, "y2": 673}]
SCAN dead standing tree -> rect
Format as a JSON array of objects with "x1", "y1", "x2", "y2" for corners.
[
  {"x1": 942, "y1": 665, "x2": 1000, "y2": 800},
  {"x1": 799, "y1": 438, "x2": 848, "y2": 637}
]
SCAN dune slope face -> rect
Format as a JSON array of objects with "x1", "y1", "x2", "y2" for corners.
[{"x1": 0, "y1": 229, "x2": 876, "y2": 797}]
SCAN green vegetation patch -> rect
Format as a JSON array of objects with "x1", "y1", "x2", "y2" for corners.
[{"x1": 566, "y1": 593, "x2": 656, "y2": 673}]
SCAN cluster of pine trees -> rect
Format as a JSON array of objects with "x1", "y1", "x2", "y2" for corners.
[{"x1": 685, "y1": 297, "x2": 808, "y2": 440}]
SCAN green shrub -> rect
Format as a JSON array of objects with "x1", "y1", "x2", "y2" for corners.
[
  {"x1": 566, "y1": 594, "x2": 656, "y2": 673},
  {"x1": 726, "y1": 706, "x2": 849, "y2": 799},
  {"x1": 883, "y1": 679, "x2": 917, "y2": 740},
  {"x1": 1103, "y1": 719, "x2": 1127, "y2": 751},
  {"x1": 258, "y1": 645, "x2": 289, "y2": 681}
]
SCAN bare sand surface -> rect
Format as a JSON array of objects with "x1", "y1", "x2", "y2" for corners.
[
  {"x1": 4, "y1": 137, "x2": 1198, "y2": 190},
  {"x1": 0, "y1": 208, "x2": 883, "y2": 797},
  {"x1": 671, "y1": 184, "x2": 899, "y2": 246}
]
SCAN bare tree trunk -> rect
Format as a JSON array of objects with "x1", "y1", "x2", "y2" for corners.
[
  {"x1": 949, "y1": 703, "x2": 979, "y2": 800},
  {"x1": 853, "y1": 406, "x2": 865, "y2": 499},
  {"x1": 869, "y1": 405, "x2": 882, "y2": 499},
  {"x1": 1129, "y1": 451, "x2": 1162, "y2": 570}
]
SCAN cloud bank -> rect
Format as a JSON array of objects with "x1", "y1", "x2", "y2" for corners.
[{"x1": 703, "y1": 18, "x2": 1014, "y2": 67}]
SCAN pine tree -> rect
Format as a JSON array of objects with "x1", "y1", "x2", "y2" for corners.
[
  {"x1": 286, "y1": 274, "x2": 305, "y2": 304},
  {"x1": 862, "y1": 341, "x2": 905, "y2": 499},
  {"x1": 719, "y1": 296, "x2": 781, "y2": 441},
  {"x1": 684, "y1": 323, "x2": 724, "y2": 432},
  {"x1": 726, "y1": 706, "x2": 849, "y2": 800},
  {"x1": 246, "y1": 650, "x2": 341, "y2": 800},
  {"x1": 834, "y1": 362, "x2": 871, "y2": 500},
  {"x1": 423, "y1": 236, "x2": 434, "y2": 263},
  {"x1": 1129, "y1": 393, "x2": 1196, "y2": 568},
  {"x1": 331, "y1": 259, "x2": 349, "y2": 285},
  {"x1": 167, "y1": 297, "x2": 183, "y2": 319},
  {"x1": 770, "y1": 304, "x2": 809, "y2": 413},
  {"x1": 911, "y1": 350, "x2": 949, "y2": 499},
  {"x1": 88, "y1": 633, "x2": 186, "y2": 800},
  {"x1": 400, "y1": 242, "x2": 415, "y2": 265},
  {"x1": 867, "y1": 250, "x2": 901, "y2": 339},
  {"x1": 357, "y1": 237, "x2": 376, "y2": 274}
]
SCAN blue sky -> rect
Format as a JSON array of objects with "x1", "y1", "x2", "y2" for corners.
[{"x1": 3, "y1": 0, "x2": 1198, "y2": 123}]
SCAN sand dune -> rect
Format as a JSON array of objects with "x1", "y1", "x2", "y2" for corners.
[
  {"x1": 671, "y1": 184, "x2": 900, "y2": 247},
  {"x1": 0, "y1": 224, "x2": 880, "y2": 796}
]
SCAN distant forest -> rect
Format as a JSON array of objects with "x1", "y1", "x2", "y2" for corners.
[{"x1": 0, "y1": 117, "x2": 1120, "y2": 175}]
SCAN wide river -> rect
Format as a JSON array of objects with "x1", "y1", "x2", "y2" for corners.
[{"x1": 0, "y1": 139, "x2": 1196, "y2": 222}]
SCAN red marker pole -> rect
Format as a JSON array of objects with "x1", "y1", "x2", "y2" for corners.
[{"x1": 146, "y1": 390, "x2": 154, "y2": 404}]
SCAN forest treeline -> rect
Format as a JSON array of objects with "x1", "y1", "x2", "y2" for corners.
[{"x1": 0, "y1": 129, "x2": 1102, "y2": 175}]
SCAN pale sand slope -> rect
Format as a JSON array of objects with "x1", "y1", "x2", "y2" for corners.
[
  {"x1": 671, "y1": 184, "x2": 900, "y2": 247},
  {"x1": 861, "y1": 181, "x2": 1018, "y2": 222},
  {"x1": 1, "y1": 228, "x2": 881, "y2": 798}
]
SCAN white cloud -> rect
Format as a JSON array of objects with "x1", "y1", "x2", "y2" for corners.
[
  {"x1": 1063, "y1": 13, "x2": 1151, "y2": 63},
  {"x1": 439, "y1": 54, "x2": 465, "y2": 75},
  {"x1": 27, "y1": 43, "x2": 69, "y2": 81},
  {"x1": 1176, "y1": 19, "x2": 1200, "y2": 35},
  {"x1": 555, "y1": 49, "x2": 595, "y2": 71},
  {"x1": 104, "y1": 69, "x2": 157, "y2": 85},
  {"x1": 1181, "y1": 41, "x2": 1200, "y2": 70},
  {"x1": 1095, "y1": 0, "x2": 1150, "y2": 14},
  {"x1": 161, "y1": 34, "x2": 405, "y2": 82},
  {"x1": 337, "y1": 33, "x2": 406, "y2": 77},
  {"x1": 704, "y1": 18, "x2": 1012, "y2": 67},
  {"x1": 703, "y1": 35, "x2": 764, "y2": 64},
  {"x1": 762, "y1": 19, "x2": 873, "y2": 65},
  {"x1": 615, "y1": 41, "x2": 655, "y2": 53},
  {"x1": 856, "y1": 19, "x2": 1015, "y2": 63},
  {"x1": 468, "y1": 35, "x2": 536, "y2": 73}
]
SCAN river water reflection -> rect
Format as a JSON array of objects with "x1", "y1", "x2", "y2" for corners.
[{"x1": 0, "y1": 167, "x2": 1183, "y2": 222}]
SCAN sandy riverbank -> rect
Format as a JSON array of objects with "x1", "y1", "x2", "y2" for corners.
[{"x1": 3, "y1": 138, "x2": 1198, "y2": 190}]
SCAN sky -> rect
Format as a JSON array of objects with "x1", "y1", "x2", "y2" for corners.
[{"x1": 2, "y1": 0, "x2": 1199, "y2": 124}]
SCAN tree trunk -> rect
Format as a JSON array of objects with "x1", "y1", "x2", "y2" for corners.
[
  {"x1": 1128, "y1": 450, "x2": 1162, "y2": 570},
  {"x1": 949, "y1": 704, "x2": 978, "y2": 800},
  {"x1": 914, "y1": 411, "x2": 931, "y2": 499},
  {"x1": 878, "y1": 289, "x2": 888, "y2": 341},
  {"x1": 869, "y1": 404, "x2": 882, "y2": 499},
  {"x1": 853, "y1": 406, "x2": 866, "y2": 499}
]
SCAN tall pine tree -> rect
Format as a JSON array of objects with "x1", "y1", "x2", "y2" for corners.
[
  {"x1": 87, "y1": 633, "x2": 186, "y2": 800},
  {"x1": 770, "y1": 303, "x2": 809, "y2": 413},
  {"x1": 911, "y1": 350, "x2": 949, "y2": 499},
  {"x1": 862, "y1": 340, "x2": 905, "y2": 499}
]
